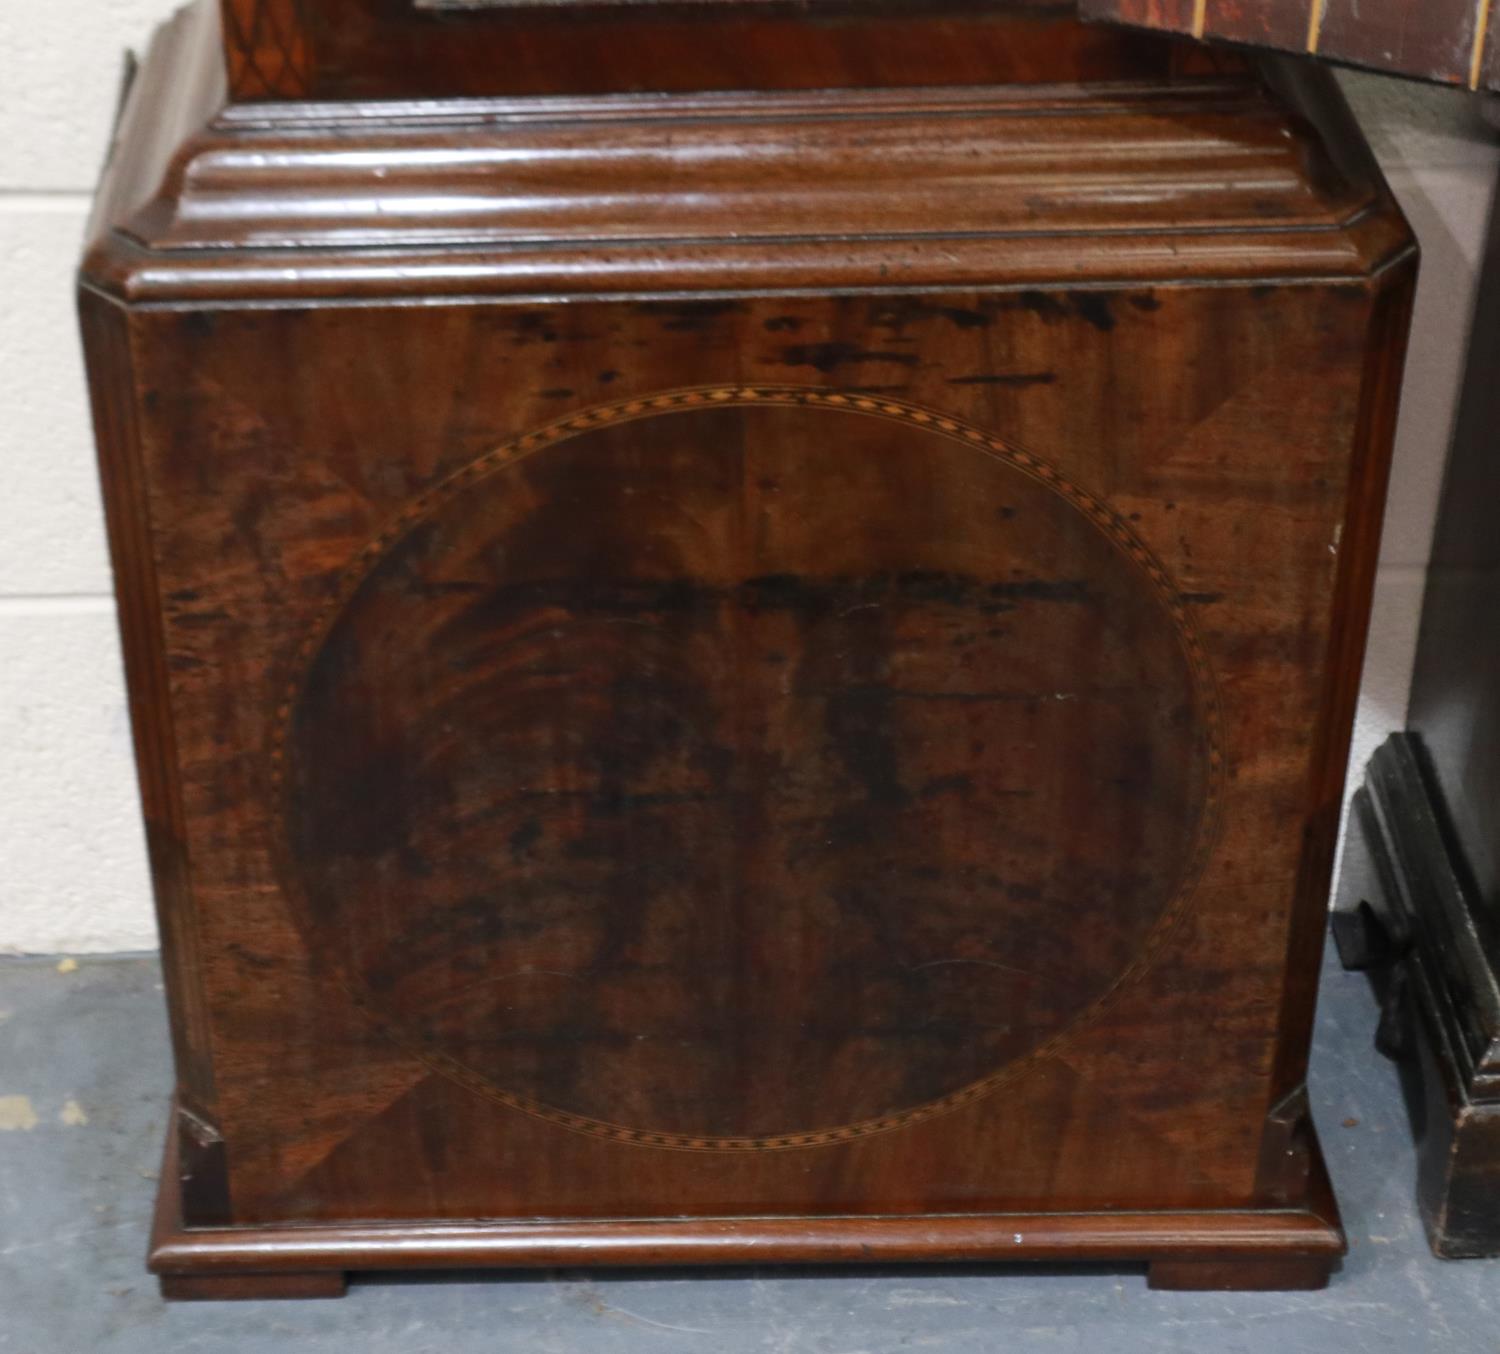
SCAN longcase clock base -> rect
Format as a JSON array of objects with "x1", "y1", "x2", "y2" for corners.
[
  {"x1": 147, "y1": 1113, "x2": 1344, "y2": 1299},
  {"x1": 83, "y1": 0, "x2": 1411, "y2": 1308}
]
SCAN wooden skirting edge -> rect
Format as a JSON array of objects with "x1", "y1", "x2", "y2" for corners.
[{"x1": 149, "y1": 1111, "x2": 1344, "y2": 1278}]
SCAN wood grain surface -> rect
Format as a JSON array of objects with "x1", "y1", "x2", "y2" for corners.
[
  {"x1": 81, "y1": 0, "x2": 1415, "y2": 1295},
  {"x1": 213, "y1": 0, "x2": 1178, "y2": 101},
  {"x1": 87, "y1": 275, "x2": 1405, "y2": 1224},
  {"x1": 281, "y1": 388, "x2": 1219, "y2": 1150}
]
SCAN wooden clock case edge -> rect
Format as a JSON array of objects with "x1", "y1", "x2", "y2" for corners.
[
  {"x1": 148, "y1": 1102, "x2": 1346, "y2": 1297},
  {"x1": 79, "y1": 0, "x2": 1415, "y2": 1298},
  {"x1": 80, "y1": 1, "x2": 1416, "y2": 305}
]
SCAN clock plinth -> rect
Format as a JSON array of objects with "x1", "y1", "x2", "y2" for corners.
[{"x1": 81, "y1": 0, "x2": 1413, "y2": 1297}]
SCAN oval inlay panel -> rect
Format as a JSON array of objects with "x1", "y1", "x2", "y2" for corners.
[{"x1": 278, "y1": 388, "x2": 1220, "y2": 1149}]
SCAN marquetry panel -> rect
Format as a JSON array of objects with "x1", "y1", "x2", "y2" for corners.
[{"x1": 219, "y1": 0, "x2": 310, "y2": 98}]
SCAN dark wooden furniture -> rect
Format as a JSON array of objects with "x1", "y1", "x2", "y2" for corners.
[
  {"x1": 1081, "y1": 0, "x2": 1500, "y2": 91},
  {"x1": 1333, "y1": 182, "x2": 1500, "y2": 1258},
  {"x1": 80, "y1": 0, "x2": 1415, "y2": 1299}
]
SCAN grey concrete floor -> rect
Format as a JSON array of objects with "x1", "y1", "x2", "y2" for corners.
[{"x1": 0, "y1": 941, "x2": 1493, "y2": 1353}]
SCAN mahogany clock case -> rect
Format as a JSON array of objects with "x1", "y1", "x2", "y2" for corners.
[{"x1": 81, "y1": 0, "x2": 1415, "y2": 1299}]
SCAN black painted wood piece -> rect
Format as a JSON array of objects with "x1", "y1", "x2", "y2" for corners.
[
  {"x1": 1333, "y1": 178, "x2": 1500, "y2": 1259},
  {"x1": 1336, "y1": 736, "x2": 1500, "y2": 1256}
]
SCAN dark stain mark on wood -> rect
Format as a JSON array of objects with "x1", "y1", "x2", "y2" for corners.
[
  {"x1": 1017, "y1": 290, "x2": 1071, "y2": 322},
  {"x1": 1068, "y1": 292, "x2": 1117, "y2": 333},
  {"x1": 774, "y1": 343, "x2": 921, "y2": 372},
  {"x1": 946, "y1": 373, "x2": 1058, "y2": 387},
  {"x1": 1011, "y1": 290, "x2": 1117, "y2": 332},
  {"x1": 648, "y1": 301, "x2": 750, "y2": 332},
  {"x1": 508, "y1": 819, "x2": 543, "y2": 860}
]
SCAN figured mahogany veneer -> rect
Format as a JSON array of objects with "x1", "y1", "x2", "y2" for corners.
[
  {"x1": 81, "y1": 0, "x2": 1414, "y2": 1299},
  {"x1": 218, "y1": 0, "x2": 1187, "y2": 100}
]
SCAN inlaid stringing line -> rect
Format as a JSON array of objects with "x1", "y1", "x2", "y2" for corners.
[
  {"x1": 1472, "y1": 0, "x2": 1494, "y2": 88},
  {"x1": 1305, "y1": 0, "x2": 1328, "y2": 53},
  {"x1": 273, "y1": 384, "x2": 1228, "y2": 1155}
]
